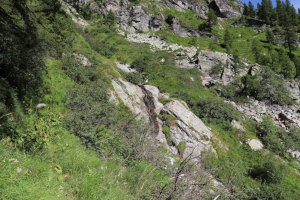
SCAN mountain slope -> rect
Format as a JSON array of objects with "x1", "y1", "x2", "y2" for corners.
[{"x1": 0, "y1": 0, "x2": 299, "y2": 199}]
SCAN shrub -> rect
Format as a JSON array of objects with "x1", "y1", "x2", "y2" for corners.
[
  {"x1": 194, "y1": 98, "x2": 241, "y2": 129},
  {"x1": 163, "y1": 125, "x2": 171, "y2": 145},
  {"x1": 177, "y1": 141, "x2": 186, "y2": 156},
  {"x1": 210, "y1": 63, "x2": 224, "y2": 75},
  {"x1": 248, "y1": 159, "x2": 286, "y2": 184},
  {"x1": 124, "y1": 72, "x2": 144, "y2": 85},
  {"x1": 223, "y1": 66, "x2": 292, "y2": 105},
  {"x1": 257, "y1": 117, "x2": 285, "y2": 155},
  {"x1": 159, "y1": 113, "x2": 177, "y2": 127}
]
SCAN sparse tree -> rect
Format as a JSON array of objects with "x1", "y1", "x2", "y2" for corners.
[
  {"x1": 266, "y1": 29, "x2": 275, "y2": 44},
  {"x1": 224, "y1": 29, "x2": 233, "y2": 52},
  {"x1": 248, "y1": 1, "x2": 256, "y2": 17},
  {"x1": 208, "y1": 8, "x2": 218, "y2": 27}
]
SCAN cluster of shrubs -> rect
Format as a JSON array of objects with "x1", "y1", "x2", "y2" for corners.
[
  {"x1": 223, "y1": 66, "x2": 293, "y2": 105},
  {"x1": 62, "y1": 54, "x2": 152, "y2": 163},
  {"x1": 257, "y1": 116, "x2": 300, "y2": 156}
]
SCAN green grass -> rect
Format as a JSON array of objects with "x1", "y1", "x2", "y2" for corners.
[
  {"x1": 84, "y1": 24, "x2": 300, "y2": 198},
  {"x1": 0, "y1": 53, "x2": 170, "y2": 199},
  {"x1": 0, "y1": 60, "x2": 135, "y2": 200},
  {"x1": 0, "y1": 132, "x2": 137, "y2": 200}
]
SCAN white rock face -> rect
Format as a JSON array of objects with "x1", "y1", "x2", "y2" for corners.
[
  {"x1": 164, "y1": 100, "x2": 213, "y2": 139},
  {"x1": 60, "y1": 0, "x2": 89, "y2": 28},
  {"x1": 73, "y1": 53, "x2": 92, "y2": 66},
  {"x1": 143, "y1": 85, "x2": 164, "y2": 115},
  {"x1": 111, "y1": 78, "x2": 219, "y2": 164},
  {"x1": 163, "y1": 100, "x2": 216, "y2": 162},
  {"x1": 198, "y1": 51, "x2": 248, "y2": 86},
  {"x1": 124, "y1": 32, "x2": 247, "y2": 86},
  {"x1": 247, "y1": 139, "x2": 264, "y2": 151},
  {"x1": 108, "y1": 90, "x2": 119, "y2": 105},
  {"x1": 126, "y1": 33, "x2": 198, "y2": 58},
  {"x1": 285, "y1": 79, "x2": 300, "y2": 104},
  {"x1": 112, "y1": 78, "x2": 149, "y2": 122},
  {"x1": 227, "y1": 99, "x2": 300, "y2": 129},
  {"x1": 287, "y1": 149, "x2": 300, "y2": 162},
  {"x1": 211, "y1": 0, "x2": 244, "y2": 18},
  {"x1": 116, "y1": 63, "x2": 136, "y2": 73},
  {"x1": 231, "y1": 120, "x2": 246, "y2": 132}
]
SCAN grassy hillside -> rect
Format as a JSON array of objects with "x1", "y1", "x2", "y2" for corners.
[{"x1": 0, "y1": 0, "x2": 299, "y2": 199}]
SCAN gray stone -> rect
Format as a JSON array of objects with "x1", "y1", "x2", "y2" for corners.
[
  {"x1": 129, "y1": 6, "x2": 151, "y2": 32},
  {"x1": 73, "y1": 53, "x2": 92, "y2": 66},
  {"x1": 112, "y1": 78, "x2": 149, "y2": 122},
  {"x1": 287, "y1": 149, "x2": 300, "y2": 162},
  {"x1": 36, "y1": 103, "x2": 46, "y2": 109},
  {"x1": 60, "y1": 0, "x2": 89, "y2": 28},
  {"x1": 163, "y1": 100, "x2": 216, "y2": 163},
  {"x1": 208, "y1": 0, "x2": 244, "y2": 18},
  {"x1": 231, "y1": 120, "x2": 246, "y2": 132},
  {"x1": 285, "y1": 79, "x2": 300, "y2": 104},
  {"x1": 116, "y1": 63, "x2": 136, "y2": 73},
  {"x1": 144, "y1": 85, "x2": 164, "y2": 115},
  {"x1": 247, "y1": 139, "x2": 264, "y2": 151}
]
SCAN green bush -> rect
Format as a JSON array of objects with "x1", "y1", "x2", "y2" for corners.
[
  {"x1": 177, "y1": 141, "x2": 186, "y2": 156},
  {"x1": 124, "y1": 72, "x2": 144, "y2": 85},
  {"x1": 163, "y1": 125, "x2": 171, "y2": 145},
  {"x1": 223, "y1": 66, "x2": 293, "y2": 105},
  {"x1": 194, "y1": 98, "x2": 241, "y2": 130},
  {"x1": 257, "y1": 117, "x2": 286, "y2": 155},
  {"x1": 248, "y1": 159, "x2": 286, "y2": 184}
]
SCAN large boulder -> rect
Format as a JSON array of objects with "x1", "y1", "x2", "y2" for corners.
[
  {"x1": 111, "y1": 78, "x2": 219, "y2": 163},
  {"x1": 164, "y1": 0, "x2": 208, "y2": 17},
  {"x1": 285, "y1": 79, "x2": 300, "y2": 104},
  {"x1": 163, "y1": 100, "x2": 216, "y2": 163},
  {"x1": 208, "y1": 0, "x2": 244, "y2": 18},
  {"x1": 112, "y1": 78, "x2": 149, "y2": 122},
  {"x1": 247, "y1": 139, "x2": 264, "y2": 151},
  {"x1": 197, "y1": 50, "x2": 240, "y2": 86},
  {"x1": 129, "y1": 6, "x2": 152, "y2": 32}
]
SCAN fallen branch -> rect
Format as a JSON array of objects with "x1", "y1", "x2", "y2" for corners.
[{"x1": 0, "y1": 112, "x2": 15, "y2": 120}]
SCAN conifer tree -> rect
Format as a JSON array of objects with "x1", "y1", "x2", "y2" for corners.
[
  {"x1": 258, "y1": 0, "x2": 273, "y2": 24},
  {"x1": 268, "y1": 45, "x2": 281, "y2": 73},
  {"x1": 276, "y1": 0, "x2": 285, "y2": 25},
  {"x1": 266, "y1": 29, "x2": 275, "y2": 44},
  {"x1": 279, "y1": 50, "x2": 296, "y2": 78},
  {"x1": 243, "y1": 3, "x2": 249, "y2": 16},
  {"x1": 248, "y1": 1, "x2": 256, "y2": 17},
  {"x1": 252, "y1": 39, "x2": 262, "y2": 63},
  {"x1": 208, "y1": 8, "x2": 218, "y2": 27},
  {"x1": 224, "y1": 29, "x2": 233, "y2": 52},
  {"x1": 282, "y1": 0, "x2": 297, "y2": 54}
]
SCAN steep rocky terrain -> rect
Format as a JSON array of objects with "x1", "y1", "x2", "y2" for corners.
[{"x1": 1, "y1": 0, "x2": 300, "y2": 199}]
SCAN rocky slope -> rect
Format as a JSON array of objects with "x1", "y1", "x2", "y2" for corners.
[
  {"x1": 111, "y1": 77, "x2": 223, "y2": 164},
  {"x1": 63, "y1": 0, "x2": 244, "y2": 36},
  {"x1": 122, "y1": 31, "x2": 300, "y2": 130}
]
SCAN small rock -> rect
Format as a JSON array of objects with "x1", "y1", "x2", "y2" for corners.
[
  {"x1": 231, "y1": 120, "x2": 246, "y2": 132},
  {"x1": 247, "y1": 139, "x2": 264, "y2": 151},
  {"x1": 17, "y1": 167, "x2": 22, "y2": 173},
  {"x1": 116, "y1": 63, "x2": 136, "y2": 73},
  {"x1": 36, "y1": 103, "x2": 46, "y2": 109}
]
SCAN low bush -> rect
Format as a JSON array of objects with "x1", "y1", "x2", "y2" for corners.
[
  {"x1": 194, "y1": 97, "x2": 241, "y2": 130},
  {"x1": 248, "y1": 159, "x2": 286, "y2": 184},
  {"x1": 223, "y1": 66, "x2": 293, "y2": 105},
  {"x1": 256, "y1": 117, "x2": 300, "y2": 155}
]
